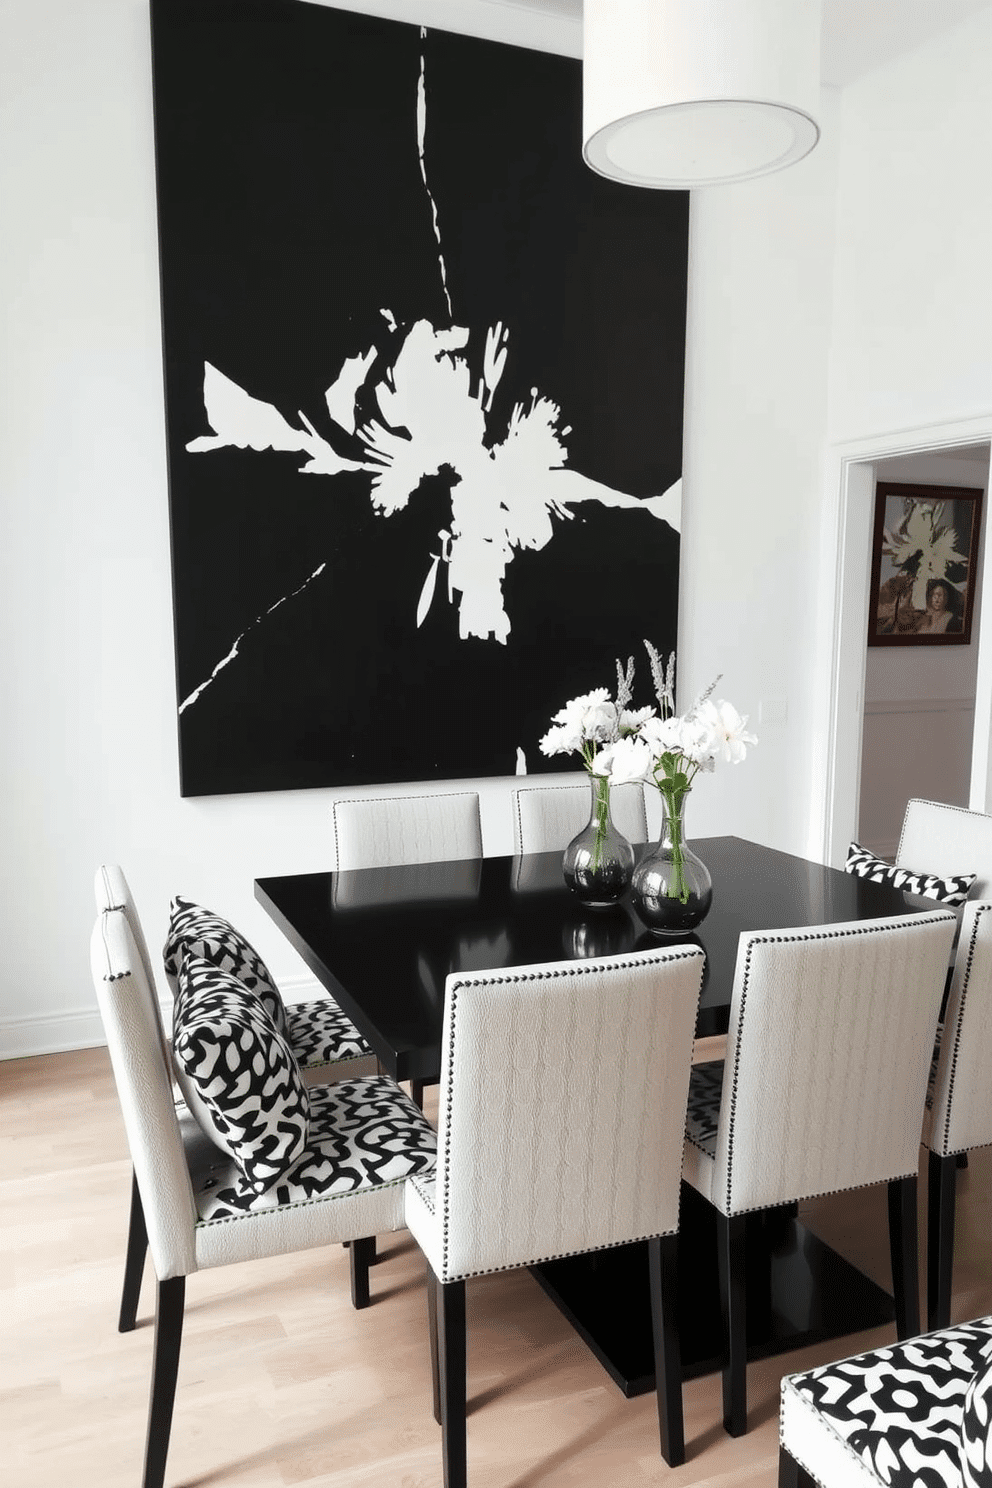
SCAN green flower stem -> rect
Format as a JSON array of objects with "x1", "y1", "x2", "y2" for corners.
[
  {"x1": 589, "y1": 771, "x2": 611, "y2": 871},
  {"x1": 658, "y1": 780, "x2": 691, "y2": 903}
]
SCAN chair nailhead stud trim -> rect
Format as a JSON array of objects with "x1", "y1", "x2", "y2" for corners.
[{"x1": 934, "y1": 903, "x2": 991, "y2": 1156}]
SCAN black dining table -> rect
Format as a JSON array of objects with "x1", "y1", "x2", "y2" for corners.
[{"x1": 256, "y1": 835, "x2": 918, "y2": 1394}]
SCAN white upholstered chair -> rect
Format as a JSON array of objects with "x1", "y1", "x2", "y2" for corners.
[
  {"x1": 331, "y1": 791, "x2": 483, "y2": 1106},
  {"x1": 925, "y1": 900, "x2": 992, "y2": 1331},
  {"x1": 405, "y1": 944, "x2": 706, "y2": 1480},
  {"x1": 95, "y1": 864, "x2": 376, "y2": 1332},
  {"x1": 91, "y1": 905, "x2": 437, "y2": 1488},
  {"x1": 683, "y1": 910, "x2": 958, "y2": 1439},
  {"x1": 511, "y1": 779, "x2": 648, "y2": 855},
  {"x1": 331, "y1": 790, "x2": 483, "y2": 870},
  {"x1": 897, "y1": 798, "x2": 992, "y2": 899}
]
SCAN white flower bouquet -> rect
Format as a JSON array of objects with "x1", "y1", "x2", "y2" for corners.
[
  {"x1": 540, "y1": 644, "x2": 756, "y2": 905},
  {"x1": 539, "y1": 662, "x2": 651, "y2": 872}
]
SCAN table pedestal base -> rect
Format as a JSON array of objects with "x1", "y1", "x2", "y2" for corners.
[{"x1": 531, "y1": 1186, "x2": 896, "y2": 1397}]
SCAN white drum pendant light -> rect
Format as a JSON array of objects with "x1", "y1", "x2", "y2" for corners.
[{"x1": 583, "y1": 0, "x2": 821, "y2": 189}]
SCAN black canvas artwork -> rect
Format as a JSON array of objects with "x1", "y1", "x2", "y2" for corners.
[{"x1": 151, "y1": 0, "x2": 688, "y2": 796}]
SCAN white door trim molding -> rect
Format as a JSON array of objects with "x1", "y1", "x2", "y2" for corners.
[{"x1": 814, "y1": 413, "x2": 992, "y2": 867}]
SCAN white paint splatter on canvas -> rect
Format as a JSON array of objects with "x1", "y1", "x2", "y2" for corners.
[{"x1": 179, "y1": 563, "x2": 327, "y2": 713}]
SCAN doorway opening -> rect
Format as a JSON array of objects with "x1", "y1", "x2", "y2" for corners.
[
  {"x1": 858, "y1": 446, "x2": 989, "y2": 859},
  {"x1": 818, "y1": 417, "x2": 992, "y2": 866}
]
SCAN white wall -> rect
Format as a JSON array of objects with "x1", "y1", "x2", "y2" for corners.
[
  {"x1": 5, "y1": 0, "x2": 992, "y2": 1056},
  {"x1": 827, "y1": 9, "x2": 992, "y2": 441},
  {"x1": 678, "y1": 96, "x2": 840, "y2": 850}
]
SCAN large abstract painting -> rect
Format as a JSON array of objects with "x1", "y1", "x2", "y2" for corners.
[{"x1": 151, "y1": 0, "x2": 688, "y2": 796}]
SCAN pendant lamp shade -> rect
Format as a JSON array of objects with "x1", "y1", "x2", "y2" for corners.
[{"x1": 583, "y1": 0, "x2": 822, "y2": 189}]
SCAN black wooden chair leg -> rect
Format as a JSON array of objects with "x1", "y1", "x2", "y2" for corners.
[
  {"x1": 144, "y1": 1275, "x2": 185, "y2": 1488},
  {"x1": 717, "y1": 1212, "x2": 748, "y2": 1437},
  {"x1": 427, "y1": 1265, "x2": 441, "y2": 1425},
  {"x1": 410, "y1": 1079, "x2": 440, "y2": 1110},
  {"x1": 119, "y1": 1168, "x2": 148, "y2": 1332},
  {"x1": 437, "y1": 1273, "x2": 467, "y2": 1488},
  {"x1": 342, "y1": 1235, "x2": 376, "y2": 1258},
  {"x1": 648, "y1": 1234, "x2": 685, "y2": 1466},
  {"x1": 350, "y1": 1236, "x2": 375, "y2": 1309},
  {"x1": 888, "y1": 1175, "x2": 920, "y2": 1339},
  {"x1": 928, "y1": 1149, "x2": 958, "y2": 1331},
  {"x1": 779, "y1": 1446, "x2": 815, "y2": 1487}
]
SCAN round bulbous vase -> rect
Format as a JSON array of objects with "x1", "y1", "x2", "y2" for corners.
[
  {"x1": 632, "y1": 790, "x2": 713, "y2": 935},
  {"x1": 562, "y1": 774, "x2": 635, "y2": 909}
]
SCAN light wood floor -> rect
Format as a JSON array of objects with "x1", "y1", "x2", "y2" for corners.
[{"x1": 4, "y1": 1047, "x2": 992, "y2": 1488}]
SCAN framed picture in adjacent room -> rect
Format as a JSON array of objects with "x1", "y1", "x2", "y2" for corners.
[{"x1": 867, "y1": 481, "x2": 984, "y2": 647}]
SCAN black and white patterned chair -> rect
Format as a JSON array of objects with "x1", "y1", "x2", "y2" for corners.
[
  {"x1": 510, "y1": 780, "x2": 648, "y2": 854},
  {"x1": 925, "y1": 900, "x2": 992, "y2": 1331},
  {"x1": 779, "y1": 1316, "x2": 992, "y2": 1487},
  {"x1": 95, "y1": 866, "x2": 376, "y2": 1333},
  {"x1": 404, "y1": 944, "x2": 706, "y2": 1480},
  {"x1": 683, "y1": 911, "x2": 958, "y2": 1439},
  {"x1": 91, "y1": 904, "x2": 437, "y2": 1488}
]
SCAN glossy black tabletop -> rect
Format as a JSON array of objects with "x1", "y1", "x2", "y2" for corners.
[{"x1": 256, "y1": 834, "x2": 923, "y2": 1084}]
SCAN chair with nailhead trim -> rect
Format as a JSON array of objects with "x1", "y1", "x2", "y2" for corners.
[
  {"x1": 95, "y1": 864, "x2": 378, "y2": 1333},
  {"x1": 682, "y1": 910, "x2": 958, "y2": 1440},
  {"x1": 897, "y1": 799, "x2": 992, "y2": 901},
  {"x1": 91, "y1": 903, "x2": 437, "y2": 1488},
  {"x1": 331, "y1": 791, "x2": 483, "y2": 1108},
  {"x1": 332, "y1": 791, "x2": 483, "y2": 872},
  {"x1": 924, "y1": 900, "x2": 992, "y2": 1331},
  {"x1": 511, "y1": 780, "x2": 649, "y2": 854},
  {"x1": 404, "y1": 944, "x2": 706, "y2": 1481}
]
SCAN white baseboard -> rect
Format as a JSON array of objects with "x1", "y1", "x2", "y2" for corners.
[
  {"x1": 0, "y1": 1007, "x2": 106, "y2": 1061},
  {"x1": 277, "y1": 973, "x2": 325, "y2": 1005},
  {"x1": 0, "y1": 975, "x2": 326, "y2": 1061}
]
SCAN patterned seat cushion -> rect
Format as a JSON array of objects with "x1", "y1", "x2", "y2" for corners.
[
  {"x1": 285, "y1": 998, "x2": 371, "y2": 1068},
  {"x1": 164, "y1": 895, "x2": 373, "y2": 1071},
  {"x1": 173, "y1": 952, "x2": 310, "y2": 1194},
  {"x1": 845, "y1": 843, "x2": 976, "y2": 907},
  {"x1": 685, "y1": 1059, "x2": 724, "y2": 1158},
  {"x1": 194, "y1": 1076, "x2": 437, "y2": 1219},
  {"x1": 782, "y1": 1318, "x2": 992, "y2": 1488}
]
